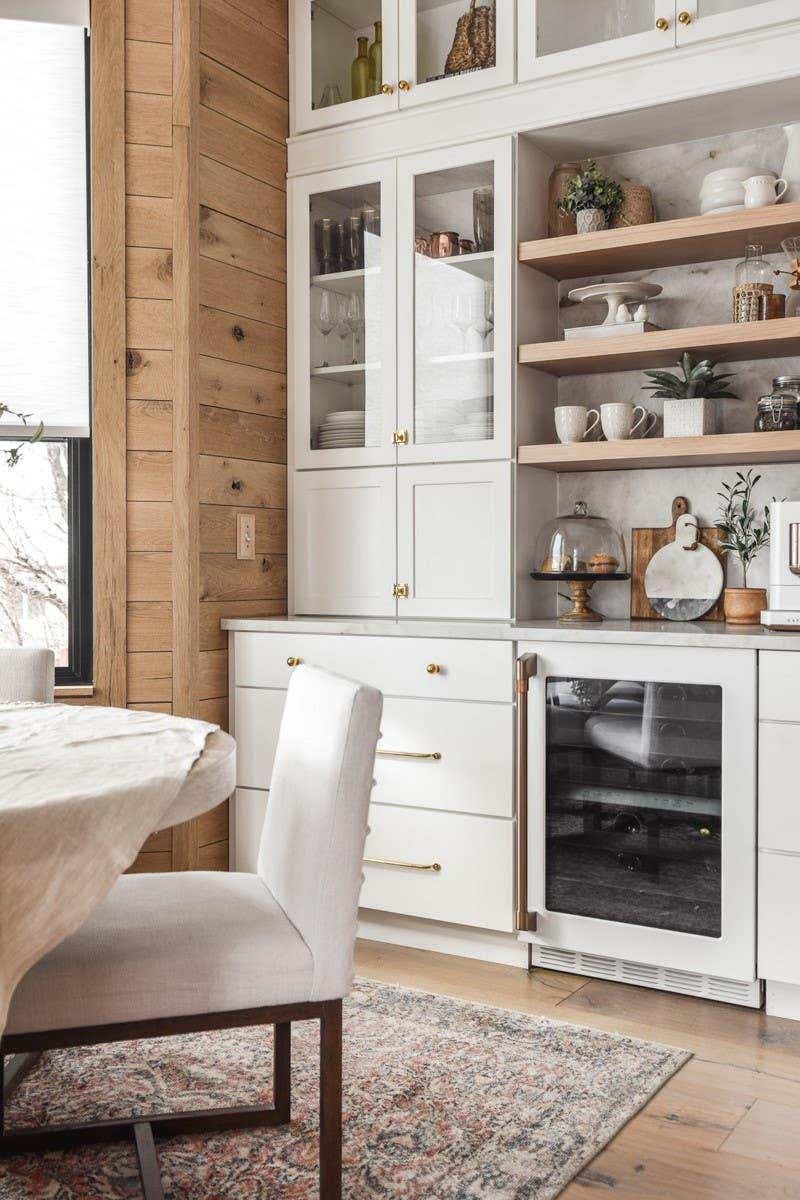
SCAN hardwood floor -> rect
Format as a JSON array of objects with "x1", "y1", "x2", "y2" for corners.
[{"x1": 354, "y1": 940, "x2": 800, "y2": 1198}]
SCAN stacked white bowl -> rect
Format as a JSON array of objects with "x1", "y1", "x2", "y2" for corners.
[{"x1": 699, "y1": 166, "x2": 757, "y2": 215}]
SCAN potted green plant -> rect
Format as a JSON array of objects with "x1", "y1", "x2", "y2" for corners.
[
  {"x1": 642, "y1": 353, "x2": 738, "y2": 437},
  {"x1": 557, "y1": 160, "x2": 624, "y2": 234},
  {"x1": 715, "y1": 469, "x2": 771, "y2": 624}
]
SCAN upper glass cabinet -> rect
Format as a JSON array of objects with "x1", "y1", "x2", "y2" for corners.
[
  {"x1": 293, "y1": 162, "x2": 397, "y2": 469},
  {"x1": 519, "y1": 1, "x2": 675, "y2": 79},
  {"x1": 674, "y1": 0, "x2": 799, "y2": 44},
  {"x1": 396, "y1": 138, "x2": 511, "y2": 463},
  {"x1": 292, "y1": 1, "x2": 514, "y2": 134}
]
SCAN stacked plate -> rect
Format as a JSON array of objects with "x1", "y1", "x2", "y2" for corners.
[
  {"x1": 317, "y1": 410, "x2": 365, "y2": 450},
  {"x1": 454, "y1": 411, "x2": 494, "y2": 441},
  {"x1": 415, "y1": 399, "x2": 462, "y2": 444}
]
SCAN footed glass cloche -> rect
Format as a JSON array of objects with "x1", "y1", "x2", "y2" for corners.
[{"x1": 531, "y1": 501, "x2": 629, "y2": 623}]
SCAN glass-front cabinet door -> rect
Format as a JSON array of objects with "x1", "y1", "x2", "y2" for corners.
[
  {"x1": 398, "y1": 0, "x2": 514, "y2": 108},
  {"x1": 523, "y1": 643, "x2": 757, "y2": 982},
  {"x1": 291, "y1": 162, "x2": 396, "y2": 469},
  {"x1": 674, "y1": 0, "x2": 798, "y2": 45},
  {"x1": 518, "y1": 1, "x2": 675, "y2": 81},
  {"x1": 396, "y1": 138, "x2": 511, "y2": 463},
  {"x1": 291, "y1": 0, "x2": 399, "y2": 134}
]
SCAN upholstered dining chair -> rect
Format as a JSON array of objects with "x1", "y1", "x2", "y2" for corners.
[
  {"x1": 1, "y1": 664, "x2": 382, "y2": 1200},
  {"x1": 0, "y1": 648, "x2": 55, "y2": 703}
]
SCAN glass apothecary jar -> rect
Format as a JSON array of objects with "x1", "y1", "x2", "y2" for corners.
[{"x1": 754, "y1": 376, "x2": 800, "y2": 432}]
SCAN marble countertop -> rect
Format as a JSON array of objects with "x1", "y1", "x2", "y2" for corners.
[{"x1": 220, "y1": 615, "x2": 800, "y2": 651}]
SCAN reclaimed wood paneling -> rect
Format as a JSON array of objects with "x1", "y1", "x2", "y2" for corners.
[
  {"x1": 200, "y1": 105, "x2": 285, "y2": 186},
  {"x1": 126, "y1": 196, "x2": 173, "y2": 246},
  {"x1": 199, "y1": 257, "x2": 284, "y2": 327},
  {"x1": 198, "y1": 839, "x2": 229, "y2": 870},
  {"x1": 199, "y1": 454, "x2": 285, "y2": 508},
  {"x1": 200, "y1": 553, "x2": 287, "y2": 602},
  {"x1": 126, "y1": 39, "x2": 172, "y2": 94},
  {"x1": 127, "y1": 451, "x2": 173, "y2": 502},
  {"x1": 200, "y1": 155, "x2": 284, "y2": 235},
  {"x1": 126, "y1": 0, "x2": 173, "y2": 43},
  {"x1": 199, "y1": 504, "x2": 286, "y2": 554},
  {"x1": 127, "y1": 298, "x2": 174, "y2": 349},
  {"x1": 126, "y1": 92, "x2": 173, "y2": 146},
  {"x1": 199, "y1": 354, "x2": 285, "y2": 416},
  {"x1": 199, "y1": 206, "x2": 284, "y2": 279},
  {"x1": 126, "y1": 145, "x2": 174, "y2": 197},
  {"x1": 199, "y1": 54, "x2": 287, "y2": 143},
  {"x1": 200, "y1": 0, "x2": 288, "y2": 98},
  {"x1": 127, "y1": 501, "x2": 173, "y2": 551},
  {"x1": 199, "y1": 647, "x2": 228, "y2": 698},
  {"x1": 127, "y1": 651, "x2": 173, "y2": 703},
  {"x1": 126, "y1": 348, "x2": 174, "y2": 401},
  {"x1": 199, "y1": 598, "x2": 284, "y2": 650},
  {"x1": 199, "y1": 404, "x2": 285, "y2": 461},
  {"x1": 127, "y1": 601, "x2": 173, "y2": 651},
  {"x1": 126, "y1": 248, "x2": 174, "y2": 299},
  {"x1": 127, "y1": 552, "x2": 174, "y2": 601},
  {"x1": 200, "y1": 305, "x2": 286, "y2": 372},
  {"x1": 127, "y1": 398, "x2": 173, "y2": 450}
]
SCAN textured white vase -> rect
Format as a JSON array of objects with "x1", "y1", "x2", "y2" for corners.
[
  {"x1": 782, "y1": 124, "x2": 800, "y2": 203},
  {"x1": 576, "y1": 208, "x2": 606, "y2": 234}
]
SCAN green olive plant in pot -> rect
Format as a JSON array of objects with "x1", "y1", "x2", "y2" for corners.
[
  {"x1": 557, "y1": 161, "x2": 624, "y2": 234},
  {"x1": 715, "y1": 469, "x2": 772, "y2": 624}
]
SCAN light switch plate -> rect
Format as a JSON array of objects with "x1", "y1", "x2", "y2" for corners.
[{"x1": 236, "y1": 512, "x2": 255, "y2": 560}]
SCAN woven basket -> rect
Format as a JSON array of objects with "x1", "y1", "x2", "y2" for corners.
[
  {"x1": 444, "y1": 0, "x2": 495, "y2": 76},
  {"x1": 612, "y1": 180, "x2": 655, "y2": 229}
]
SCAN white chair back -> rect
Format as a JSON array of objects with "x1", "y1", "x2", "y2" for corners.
[
  {"x1": 258, "y1": 664, "x2": 382, "y2": 1001},
  {"x1": 0, "y1": 648, "x2": 55, "y2": 702}
]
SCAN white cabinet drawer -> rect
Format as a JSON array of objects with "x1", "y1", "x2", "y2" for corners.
[
  {"x1": 758, "y1": 850, "x2": 800, "y2": 985},
  {"x1": 234, "y1": 787, "x2": 268, "y2": 873},
  {"x1": 234, "y1": 632, "x2": 513, "y2": 702},
  {"x1": 759, "y1": 652, "x2": 800, "y2": 722},
  {"x1": 234, "y1": 687, "x2": 285, "y2": 790},
  {"x1": 759, "y1": 722, "x2": 800, "y2": 853},
  {"x1": 376, "y1": 698, "x2": 513, "y2": 818},
  {"x1": 360, "y1": 804, "x2": 513, "y2": 932}
]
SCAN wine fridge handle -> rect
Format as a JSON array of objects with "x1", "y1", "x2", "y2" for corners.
[{"x1": 516, "y1": 653, "x2": 539, "y2": 935}]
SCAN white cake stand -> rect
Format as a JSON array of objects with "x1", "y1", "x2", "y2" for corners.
[{"x1": 567, "y1": 282, "x2": 663, "y2": 326}]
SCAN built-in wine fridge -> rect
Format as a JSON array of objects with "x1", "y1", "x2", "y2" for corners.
[{"x1": 515, "y1": 642, "x2": 759, "y2": 1005}]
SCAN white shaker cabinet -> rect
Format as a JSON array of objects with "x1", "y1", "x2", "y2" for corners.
[
  {"x1": 291, "y1": 0, "x2": 515, "y2": 136},
  {"x1": 675, "y1": 0, "x2": 799, "y2": 46},
  {"x1": 292, "y1": 461, "x2": 512, "y2": 618},
  {"x1": 518, "y1": 0, "x2": 676, "y2": 81},
  {"x1": 292, "y1": 467, "x2": 397, "y2": 616}
]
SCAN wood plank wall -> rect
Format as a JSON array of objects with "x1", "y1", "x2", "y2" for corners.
[{"x1": 121, "y1": 0, "x2": 288, "y2": 872}]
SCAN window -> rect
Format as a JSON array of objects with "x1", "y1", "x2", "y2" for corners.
[{"x1": 0, "y1": 6, "x2": 92, "y2": 685}]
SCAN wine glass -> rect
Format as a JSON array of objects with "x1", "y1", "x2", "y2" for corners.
[
  {"x1": 452, "y1": 292, "x2": 474, "y2": 354},
  {"x1": 312, "y1": 288, "x2": 335, "y2": 367},
  {"x1": 345, "y1": 292, "x2": 364, "y2": 364},
  {"x1": 483, "y1": 282, "x2": 495, "y2": 348},
  {"x1": 335, "y1": 294, "x2": 351, "y2": 364}
]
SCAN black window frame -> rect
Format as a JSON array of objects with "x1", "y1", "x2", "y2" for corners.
[{"x1": 59, "y1": 436, "x2": 93, "y2": 686}]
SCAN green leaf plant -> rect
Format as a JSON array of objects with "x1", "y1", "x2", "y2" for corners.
[
  {"x1": 642, "y1": 353, "x2": 739, "y2": 401},
  {"x1": 557, "y1": 160, "x2": 624, "y2": 221},
  {"x1": 715, "y1": 469, "x2": 773, "y2": 590}
]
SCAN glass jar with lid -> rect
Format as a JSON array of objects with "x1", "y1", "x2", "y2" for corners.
[
  {"x1": 755, "y1": 376, "x2": 800, "y2": 432},
  {"x1": 733, "y1": 243, "x2": 775, "y2": 323}
]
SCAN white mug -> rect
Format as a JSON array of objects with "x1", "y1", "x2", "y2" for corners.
[
  {"x1": 555, "y1": 405, "x2": 599, "y2": 444},
  {"x1": 600, "y1": 402, "x2": 656, "y2": 441},
  {"x1": 743, "y1": 174, "x2": 788, "y2": 208}
]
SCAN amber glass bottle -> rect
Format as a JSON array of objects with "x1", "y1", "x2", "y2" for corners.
[
  {"x1": 351, "y1": 36, "x2": 370, "y2": 101},
  {"x1": 368, "y1": 21, "x2": 382, "y2": 95}
]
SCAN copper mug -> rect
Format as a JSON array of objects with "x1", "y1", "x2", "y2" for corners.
[
  {"x1": 429, "y1": 231, "x2": 459, "y2": 258},
  {"x1": 458, "y1": 238, "x2": 476, "y2": 255}
]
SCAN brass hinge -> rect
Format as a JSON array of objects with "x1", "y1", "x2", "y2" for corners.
[
  {"x1": 392, "y1": 583, "x2": 409, "y2": 598},
  {"x1": 392, "y1": 429, "x2": 409, "y2": 445}
]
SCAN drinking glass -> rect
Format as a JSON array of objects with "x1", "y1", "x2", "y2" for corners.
[
  {"x1": 312, "y1": 288, "x2": 335, "y2": 367},
  {"x1": 318, "y1": 83, "x2": 343, "y2": 109},
  {"x1": 335, "y1": 294, "x2": 351, "y2": 364},
  {"x1": 470, "y1": 290, "x2": 491, "y2": 345},
  {"x1": 345, "y1": 292, "x2": 364, "y2": 363},
  {"x1": 483, "y1": 282, "x2": 494, "y2": 347},
  {"x1": 344, "y1": 215, "x2": 364, "y2": 271},
  {"x1": 473, "y1": 185, "x2": 494, "y2": 252},
  {"x1": 452, "y1": 292, "x2": 474, "y2": 354}
]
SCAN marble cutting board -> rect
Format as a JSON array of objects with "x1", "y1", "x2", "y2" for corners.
[{"x1": 631, "y1": 496, "x2": 725, "y2": 622}]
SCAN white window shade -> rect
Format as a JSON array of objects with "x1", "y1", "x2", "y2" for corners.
[{"x1": 0, "y1": 19, "x2": 90, "y2": 438}]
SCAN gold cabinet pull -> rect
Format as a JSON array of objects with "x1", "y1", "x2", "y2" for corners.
[
  {"x1": 375, "y1": 749, "x2": 441, "y2": 760},
  {"x1": 364, "y1": 856, "x2": 441, "y2": 872},
  {"x1": 286, "y1": 656, "x2": 301, "y2": 667},
  {"x1": 426, "y1": 663, "x2": 441, "y2": 675},
  {"x1": 655, "y1": 16, "x2": 669, "y2": 30},
  {"x1": 392, "y1": 583, "x2": 409, "y2": 598},
  {"x1": 380, "y1": 82, "x2": 394, "y2": 95},
  {"x1": 392, "y1": 429, "x2": 409, "y2": 445},
  {"x1": 398, "y1": 79, "x2": 411, "y2": 91},
  {"x1": 677, "y1": 9, "x2": 692, "y2": 23}
]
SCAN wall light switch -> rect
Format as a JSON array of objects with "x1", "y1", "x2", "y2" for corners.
[{"x1": 236, "y1": 513, "x2": 255, "y2": 560}]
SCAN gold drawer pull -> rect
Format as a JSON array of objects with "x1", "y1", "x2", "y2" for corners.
[
  {"x1": 655, "y1": 16, "x2": 669, "y2": 30},
  {"x1": 375, "y1": 749, "x2": 442, "y2": 761},
  {"x1": 678, "y1": 9, "x2": 692, "y2": 24},
  {"x1": 286, "y1": 656, "x2": 301, "y2": 667},
  {"x1": 398, "y1": 79, "x2": 411, "y2": 92},
  {"x1": 380, "y1": 82, "x2": 394, "y2": 95},
  {"x1": 426, "y1": 663, "x2": 441, "y2": 675},
  {"x1": 364, "y1": 856, "x2": 441, "y2": 872}
]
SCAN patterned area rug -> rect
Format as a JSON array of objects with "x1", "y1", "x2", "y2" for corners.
[{"x1": 2, "y1": 978, "x2": 689, "y2": 1199}]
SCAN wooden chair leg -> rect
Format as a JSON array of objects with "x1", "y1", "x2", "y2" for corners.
[
  {"x1": 273, "y1": 1022, "x2": 291, "y2": 1123},
  {"x1": 319, "y1": 1000, "x2": 342, "y2": 1200}
]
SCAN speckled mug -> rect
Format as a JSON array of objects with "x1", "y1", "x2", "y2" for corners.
[{"x1": 555, "y1": 405, "x2": 600, "y2": 444}]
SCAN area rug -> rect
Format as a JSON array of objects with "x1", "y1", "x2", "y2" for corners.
[{"x1": 1, "y1": 978, "x2": 689, "y2": 1199}]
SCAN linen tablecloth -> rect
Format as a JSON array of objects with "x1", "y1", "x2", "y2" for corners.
[{"x1": 0, "y1": 703, "x2": 220, "y2": 1033}]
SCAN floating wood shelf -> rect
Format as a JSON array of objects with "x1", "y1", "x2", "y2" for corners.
[
  {"x1": 518, "y1": 431, "x2": 800, "y2": 473},
  {"x1": 518, "y1": 203, "x2": 800, "y2": 280},
  {"x1": 518, "y1": 317, "x2": 800, "y2": 376}
]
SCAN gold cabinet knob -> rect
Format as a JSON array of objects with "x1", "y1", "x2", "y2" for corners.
[
  {"x1": 426, "y1": 663, "x2": 441, "y2": 675},
  {"x1": 678, "y1": 9, "x2": 692, "y2": 23},
  {"x1": 398, "y1": 79, "x2": 411, "y2": 91},
  {"x1": 392, "y1": 429, "x2": 409, "y2": 445},
  {"x1": 287, "y1": 656, "x2": 301, "y2": 667},
  {"x1": 392, "y1": 583, "x2": 409, "y2": 599},
  {"x1": 380, "y1": 82, "x2": 394, "y2": 95},
  {"x1": 655, "y1": 16, "x2": 669, "y2": 30}
]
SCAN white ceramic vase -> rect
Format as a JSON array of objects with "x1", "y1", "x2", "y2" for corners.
[
  {"x1": 782, "y1": 123, "x2": 800, "y2": 203},
  {"x1": 576, "y1": 208, "x2": 606, "y2": 234}
]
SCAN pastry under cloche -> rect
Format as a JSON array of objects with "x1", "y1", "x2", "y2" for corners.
[{"x1": 531, "y1": 501, "x2": 629, "y2": 622}]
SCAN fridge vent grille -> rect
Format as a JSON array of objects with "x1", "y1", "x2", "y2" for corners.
[{"x1": 532, "y1": 946, "x2": 760, "y2": 1008}]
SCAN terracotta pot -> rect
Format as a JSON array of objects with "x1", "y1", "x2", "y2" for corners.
[{"x1": 723, "y1": 587, "x2": 767, "y2": 625}]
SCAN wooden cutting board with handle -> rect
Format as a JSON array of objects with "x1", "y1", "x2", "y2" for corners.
[{"x1": 631, "y1": 496, "x2": 725, "y2": 621}]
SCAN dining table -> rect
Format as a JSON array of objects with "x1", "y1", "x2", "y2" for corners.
[{"x1": 0, "y1": 702, "x2": 236, "y2": 1148}]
